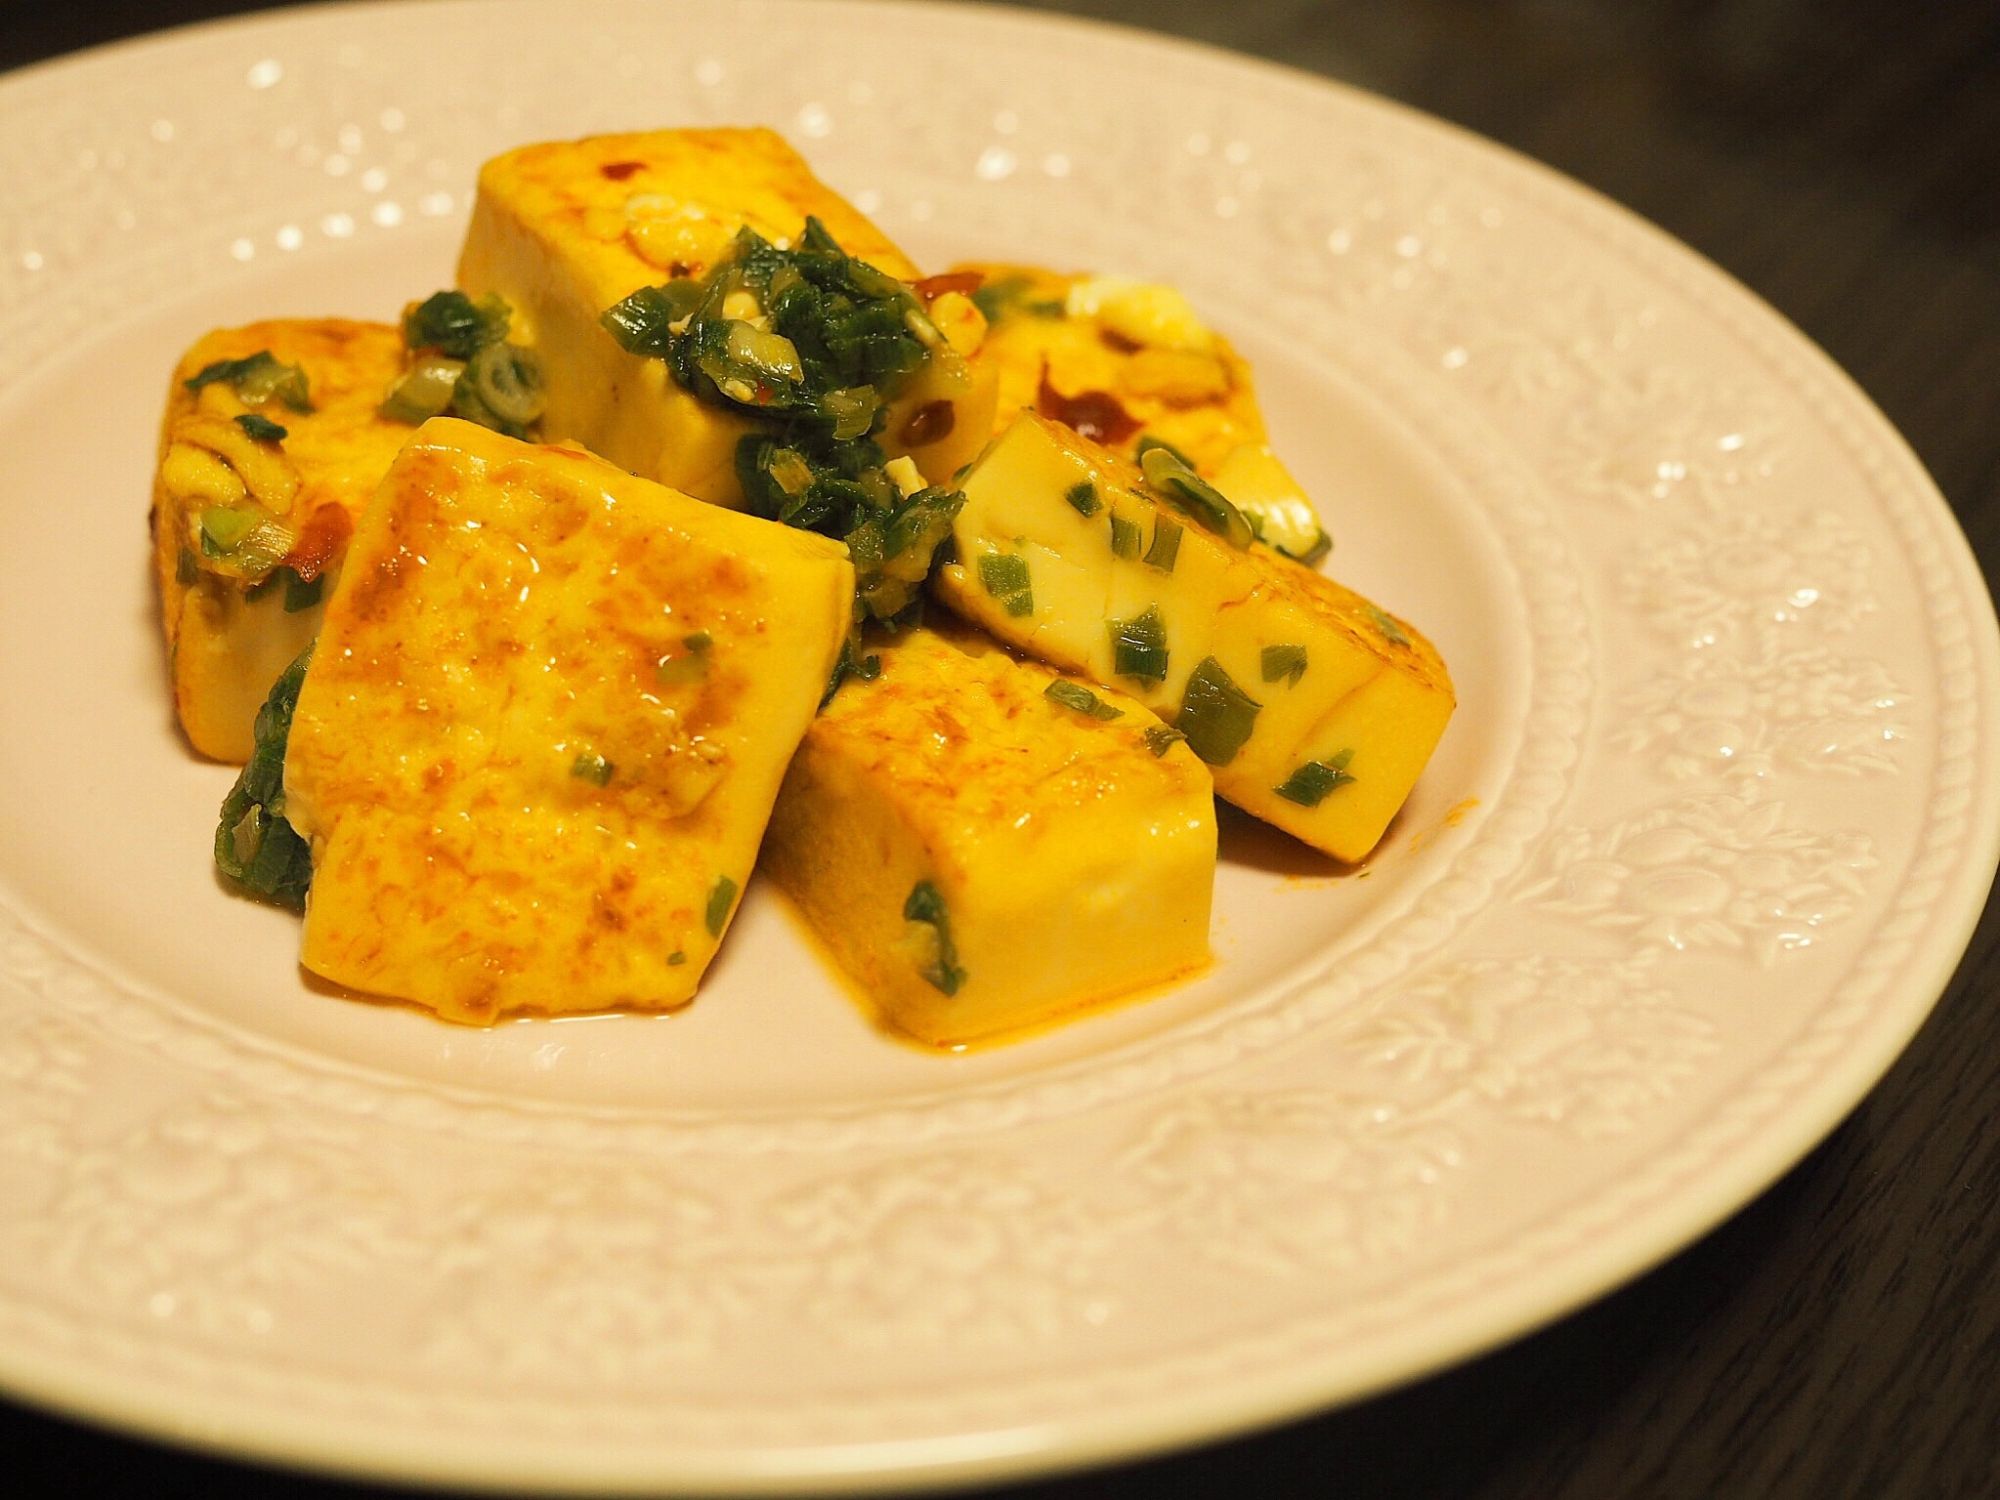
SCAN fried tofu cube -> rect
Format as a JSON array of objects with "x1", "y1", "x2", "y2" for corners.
[
  {"x1": 281, "y1": 418, "x2": 854, "y2": 1023},
  {"x1": 761, "y1": 622, "x2": 1215, "y2": 1047},
  {"x1": 152, "y1": 319, "x2": 412, "y2": 760},
  {"x1": 933, "y1": 413, "x2": 1453, "y2": 863},
  {"x1": 962, "y1": 262, "x2": 1328, "y2": 561},
  {"x1": 458, "y1": 128, "x2": 995, "y2": 507}
]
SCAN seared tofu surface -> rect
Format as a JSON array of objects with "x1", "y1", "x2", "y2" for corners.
[
  {"x1": 153, "y1": 319, "x2": 411, "y2": 760},
  {"x1": 762, "y1": 620, "x2": 1215, "y2": 1048},
  {"x1": 961, "y1": 262, "x2": 1328, "y2": 561},
  {"x1": 934, "y1": 413, "x2": 1452, "y2": 862},
  {"x1": 283, "y1": 418, "x2": 853, "y2": 1023},
  {"x1": 458, "y1": 127, "x2": 992, "y2": 505}
]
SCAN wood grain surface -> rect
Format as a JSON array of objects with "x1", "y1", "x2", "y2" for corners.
[{"x1": 4, "y1": 2, "x2": 1998, "y2": 1496}]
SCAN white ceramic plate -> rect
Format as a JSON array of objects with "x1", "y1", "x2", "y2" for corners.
[{"x1": 1, "y1": 0, "x2": 1995, "y2": 1491}]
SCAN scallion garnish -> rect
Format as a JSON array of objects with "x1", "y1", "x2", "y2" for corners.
[
  {"x1": 283, "y1": 570, "x2": 324, "y2": 613},
  {"x1": 1109, "y1": 605, "x2": 1169, "y2": 685},
  {"x1": 978, "y1": 551, "x2": 1034, "y2": 617},
  {"x1": 904, "y1": 879, "x2": 967, "y2": 996},
  {"x1": 1175, "y1": 657, "x2": 1262, "y2": 766},
  {"x1": 668, "y1": 951, "x2": 687, "y2": 967},
  {"x1": 404, "y1": 289, "x2": 509, "y2": 358},
  {"x1": 1366, "y1": 604, "x2": 1412, "y2": 647},
  {"x1": 1143, "y1": 517, "x2": 1183, "y2": 573},
  {"x1": 380, "y1": 353, "x2": 463, "y2": 425},
  {"x1": 185, "y1": 350, "x2": 313, "y2": 413},
  {"x1": 1274, "y1": 749, "x2": 1356, "y2": 806},
  {"x1": 610, "y1": 219, "x2": 970, "y2": 620},
  {"x1": 656, "y1": 631, "x2": 714, "y2": 686},
  {"x1": 199, "y1": 506, "x2": 258, "y2": 555},
  {"x1": 1065, "y1": 480, "x2": 1101, "y2": 517},
  {"x1": 1109, "y1": 513, "x2": 1142, "y2": 560},
  {"x1": 234, "y1": 412, "x2": 287, "y2": 444},
  {"x1": 1261, "y1": 643, "x2": 1308, "y2": 687},
  {"x1": 705, "y1": 875, "x2": 738, "y2": 938},
  {"x1": 1044, "y1": 679, "x2": 1124, "y2": 720},
  {"x1": 463, "y1": 342, "x2": 545, "y2": 427},
  {"x1": 1142, "y1": 724, "x2": 1186, "y2": 757},
  {"x1": 214, "y1": 646, "x2": 314, "y2": 910},
  {"x1": 1138, "y1": 441, "x2": 1255, "y2": 549},
  {"x1": 571, "y1": 752, "x2": 614, "y2": 786}
]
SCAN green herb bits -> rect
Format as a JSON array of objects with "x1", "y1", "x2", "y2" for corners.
[
  {"x1": 1175, "y1": 657, "x2": 1262, "y2": 766},
  {"x1": 1044, "y1": 679, "x2": 1124, "y2": 721},
  {"x1": 1110, "y1": 605, "x2": 1169, "y2": 686},
  {"x1": 1274, "y1": 750, "x2": 1357, "y2": 807},
  {"x1": 904, "y1": 880, "x2": 967, "y2": 997},
  {"x1": 978, "y1": 551, "x2": 1035, "y2": 617}
]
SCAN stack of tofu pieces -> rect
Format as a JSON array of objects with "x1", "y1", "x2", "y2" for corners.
[{"x1": 155, "y1": 128, "x2": 1452, "y2": 1043}]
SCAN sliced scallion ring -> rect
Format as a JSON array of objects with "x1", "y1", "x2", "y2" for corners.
[
  {"x1": 465, "y1": 342, "x2": 546, "y2": 426},
  {"x1": 381, "y1": 355, "x2": 464, "y2": 425}
]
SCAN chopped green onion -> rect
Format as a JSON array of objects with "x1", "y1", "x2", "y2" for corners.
[
  {"x1": 1109, "y1": 605, "x2": 1168, "y2": 685},
  {"x1": 185, "y1": 350, "x2": 313, "y2": 413},
  {"x1": 705, "y1": 875, "x2": 738, "y2": 937},
  {"x1": 904, "y1": 879, "x2": 967, "y2": 996},
  {"x1": 283, "y1": 570, "x2": 324, "y2": 613},
  {"x1": 1134, "y1": 434, "x2": 1196, "y2": 468},
  {"x1": 1065, "y1": 480, "x2": 1101, "y2": 517},
  {"x1": 463, "y1": 342, "x2": 545, "y2": 426},
  {"x1": 1142, "y1": 724, "x2": 1186, "y2": 757},
  {"x1": 233, "y1": 412, "x2": 288, "y2": 444},
  {"x1": 655, "y1": 632, "x2": 714, "y2": 685},
  {"x1": 1109, "y1": 513, "x2": 1142, "y2": 560},
  {"x1": 1175, "y1": 657, "x2": 1262, "y2": 766},
  {"x1": 404, "y1": 289, "x2": 509, "y2": 358},
  {"x1": 1139, "y1": 443, "x2": 1255, "y2": 549},
  {"x1": 1261, "y1": 643, "x2": 1308, "y2": 687},
  {"x1": 380, "y1": 354, "x2": 464, "y2": 425},
  {"x1": 668, "y1": 950, "x2": 687, "y2": 967},
  {"x1": 175, "y1": 548, "x2": 198, "y2": 586},
  {"x1": 1274, "y1": 749, "x2": 1357, "y2": 806},
  {"x1": 214, "y1": 646, "x2": 314, "y2": 910},
  {"x1": 977, "y1": 551, "x2": 1034, "y2": 617},
  {"x1": 1366, "y1": 604, "x2": 1412, "y2": 647},
  {"x1": 1044, "y1": 679, "x2": 1124, "y2": 720},
  {"x1": 1143, "y1": 516, "x2": 1183, "y2": 573},
  {"x1": 199, "y1": 506, "x2": 258, "y2": 554},
  {"x1": 571, "y1": 752, "x2": 614, "y2": 786},
  {"x1": 600, "y1": 283, "x2": 702, "y2": 356}
]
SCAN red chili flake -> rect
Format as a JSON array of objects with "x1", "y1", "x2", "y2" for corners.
[
  {"x1": 599, "y1": 160, "x2": 645, "y2": 182},
  {"x1": 279, "y1": 503, "x2": 353, "y2": 583},
  {"x1": 900, "y1": 400, "x2": 956, "y2": 448},
  {"x1": 912, "y1": 270, "x2": 983, "y2": 305},
  {"x1": 1036, "y1": 363, "x2": 1140, "y2": 444}
]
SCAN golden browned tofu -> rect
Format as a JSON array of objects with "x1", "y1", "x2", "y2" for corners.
[
  {"x1": 458, "y1": 128, "x2": 995, "y2": 506},
  {"x1": 934, "y1": 414, "x2": 1453, "y2": 863},
  {"x1": 152, "y1": 320, "x2": 413, "y2": 761},
  {"x1": 962, "y1": 262, "x2": 1328, "y2": 562},
  {"x1": 282, "y1": 418, "x2": 854, "y2": 1024},
  {"x1": 762, "y1": 622, "x2": 1215, "y2": 1047}
]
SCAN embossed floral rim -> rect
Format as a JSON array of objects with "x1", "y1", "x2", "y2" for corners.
[{"x1": 0, "y1": 1, "x2": 1996, "y2": 1494}]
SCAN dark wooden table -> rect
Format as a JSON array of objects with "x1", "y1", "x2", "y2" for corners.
[{"x1": 7, "y1": 2, "x2": 1999, "y2": 1495}]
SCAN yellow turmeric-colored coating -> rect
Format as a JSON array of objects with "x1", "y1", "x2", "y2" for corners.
[
  {"x1": 458, "y1": 128, "x2": 994, "y2": 505},
  {"x1": 282, "y1": 418, "x2": 853, "y2": 1024},
  {"x1": 152, "y1": 319, "x2": 412, "y2": 760},
  {"x1": 761, "y1": 620, "x2": 1215, "y2": 1047},
  {"x1": 958, "y1": 261, "x2": 1266, "y2": 474},
  {"x1": 934, "y1": 413, "x2": 1453, "y2": 862}
]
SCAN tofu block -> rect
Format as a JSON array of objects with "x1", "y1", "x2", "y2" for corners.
[
  {"x1": 761, "y1": 621, "x2": 1216, "y2": 1048},
  {"x1": 962, "y1": 262, "x2": 1327, "y2": 561},
  {"x1": 458, "y1": 128, "x2": 995, "y2": 506},
  {"x1": 152, "y1": 319, "x2": 412, "y2": 760},
  {"x1": 933, "y1": 414, "x2": 1453, "y2": 862},
  {"x1": 282, "y1": 418, "x2": 854, "y2": 1023}
]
